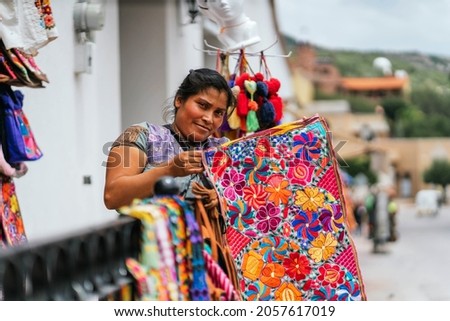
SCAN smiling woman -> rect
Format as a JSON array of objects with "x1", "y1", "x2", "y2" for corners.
[{"x1": 103, "y1": 68, "x2": 235, "y2": 210}]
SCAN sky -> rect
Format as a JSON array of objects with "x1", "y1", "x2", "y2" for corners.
[{"x1": 275, "y1": 0, "x2": 450, "y2": 58}]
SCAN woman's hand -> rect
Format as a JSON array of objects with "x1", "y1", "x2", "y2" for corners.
[{"x1": 170, "y1": 150, "x2": 204, "y2": 177}]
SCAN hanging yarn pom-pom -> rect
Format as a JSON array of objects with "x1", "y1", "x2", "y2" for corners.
[
  {"x1": 244, "y1": 80, "x2": 257, "y2": 98},
  {"x1": 270, "y1": 95, "x2": 283, "y2": 122},
  {"x1": 227, "y1": 107, "x2": 241, "y2": 130},
  {"x1": 267, "y1": 78, "x2": 281, "y2": 94},
  {"x1": 256, "y1": 81, "x2": 269, "y2": 97},
  {"x1": 235, "y1": 73, "x2": 250, "y2": 89},
  {"x1": 236, "y1": 91, "x2": 249, "y2": 116},
  {"x1": 254, "y1": 72, "x2": 264, "y2": 82},
  {"x1": 267, "y1": 78, "x2": 283, "y2": 122},
  {"x1": 231, "y1": 85, "x2": 240, "y2": 98},
  {"x1": 257, "y1": 100, "x2": 276, "y2": 129}
]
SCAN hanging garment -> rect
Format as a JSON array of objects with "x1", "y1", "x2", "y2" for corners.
[
  {"x1": 203, "y1": 115, "x2": 367, "y2": 301},
  {"x1": 0, "y1": 85, "x2": 43, "y2": 163},
  {"x1": 0, "y1": 175, "x2": 27, "y2": 247},
  {"x1": 0, "y1": 0, "x2": 58, "y2": 56}
]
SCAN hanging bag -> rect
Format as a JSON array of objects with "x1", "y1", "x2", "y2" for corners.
[{"x1": 0, "y1": 85, "x2": 43, "y2": 164}]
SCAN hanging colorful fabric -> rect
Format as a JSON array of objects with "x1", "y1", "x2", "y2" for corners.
[
  {"x1": 203, "y1": 115, "x2": 366, "y2": 301},
  {"x1": 0, "y1": 175, "x2": 27, "y2": 246},
  {"x1": 0, "y1": 85, "x2": 43, "y2": 164}
]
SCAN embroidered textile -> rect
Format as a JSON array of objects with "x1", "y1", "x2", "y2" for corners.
[
  {"x1": 0, "y1": 175, "x2": 27, "y2": 246},
  {"x1": 203, "y1": 115, "x2": 366, "y2": 301}
]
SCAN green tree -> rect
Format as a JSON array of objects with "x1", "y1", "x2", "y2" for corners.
[{"x1": 423, "y1": 159, "x2": 450, "y2": 202}]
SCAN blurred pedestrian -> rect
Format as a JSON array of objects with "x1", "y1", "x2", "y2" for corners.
[
  {"x1": 365, "y1": 186, "x2": 377, "y2": 240},
  {"x1": 387, "y1": 193, "x2": 398, "y2": 242},
  {"x1": 372, "y1": 184, "x2": 391, "y2": 254}
]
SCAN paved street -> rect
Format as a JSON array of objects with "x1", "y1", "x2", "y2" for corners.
[{"x1": 351, "y1": 200, "x2": 450, "y2": 300}]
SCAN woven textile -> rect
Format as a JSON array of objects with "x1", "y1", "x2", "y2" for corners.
[
  {"x1": 0, "y1": 175, "x2": 27, "y2": 247},
  {"x1": 203, "y1": 115, "x2": 366, "y2": 301}
]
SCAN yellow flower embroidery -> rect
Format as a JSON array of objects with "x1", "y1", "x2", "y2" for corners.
[
  {"x1": 308, "y1": 233, "x2": 338, "y2": 263},
  {"x1": 10, "y1": 195, "x2": 19, "y2": 213},
  {"x1": 274, "y1": 282, "x2": 302, "y2": 301},
  {"x1": 294, "y1": 187, "x2": 325, "y2": 211}
]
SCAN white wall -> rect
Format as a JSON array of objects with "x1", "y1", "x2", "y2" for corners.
[{"x1": 14, "y1": 1, "x2": 122, "y2": 242}]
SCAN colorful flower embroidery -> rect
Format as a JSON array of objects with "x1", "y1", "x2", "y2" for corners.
[
  {"x1": 274, "y1": 283, "x2": 302, "y2": 301},
  {"x1": 283, "y1": 252, "x2": 311, "y2": 281},
  {"x1": 255, "y1": 137, "x2": 276, "y2": 158},
  {"x1": 241, "y1": 156, "x2": 270, "y2": 184},
  {"x1": 260, "y1": 263, "x2": 284, "y2": 288},
  {"x1": 287, "y1": 159, "x2": 314, "y2": 186},
  {"x1": 308, "y1": 233, "x2": 338, "y2": 263},
  {"x1": 292, "y1": 131, "x2": 321, "y2": 162},
  {"x1": 294, "y1": 187, "x2": 325, "y2": 212},
  {"x1": 228, "y1": 199, "x2": 254, "y2": 231},
  {"x1": 264, "y1": 174, "x2": 292, "y2": 206},
  {"x1": 256, "y1": 203, "x2": 282, "y2": 234},
  {"x1": 319, "y1": 203, "x2": 344, "y2": 233},
  {"x1": 245, "y1": 282, "x2": 271, "y2": 301},
  {"x1": 317, "y1": 263, "x2": 345, "y2": 287},
  {"x1": 242, "y1": 251, "x2": 264, "y2": 281},
  {"x1": 210, "y1": 150, "x2": 231, "y2": 178},
  {"x1": 243, "y1": 184, "x2": 267, "y2": 210},
  {"x1": 311, "y1": 287, "x2": 338, "y2": 301},
  {"x1": 221, "y1": 169, "x2": 246, "y2": 201},
  {"x1": 259, "y1": 236, "x2": 288, "y2": 262},
  {"x1": 292, "y1": 210, "x2": 321, "y2": 241}
]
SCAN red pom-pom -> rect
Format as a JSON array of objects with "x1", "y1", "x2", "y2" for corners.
[
  {"x1": 235, "y1": 73, "x2": 250, "y2": 88},
  {"x1": 270, "y1": 96, "x2": 283, "y2": 122},
  {"x1": 267, "y1": 78, "x2": 281, "y2": 94},
  {"x1": 254, "y1": 72, "x2": 265, "y2": 82},
  {"x1": 237, "y1": 92, "x2": 249, "y2": 116}
]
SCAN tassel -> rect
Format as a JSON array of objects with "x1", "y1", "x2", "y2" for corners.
[
  {"x1": 246, "y1": 110, "x2": 260, "y2": 132},
  {"x1": 227, "y1": 107, "x2": 241, "y2": 130}
]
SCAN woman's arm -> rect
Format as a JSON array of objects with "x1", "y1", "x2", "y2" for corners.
[{"x1": 103, "y1": 145, "x2": 204, "y2": 209}]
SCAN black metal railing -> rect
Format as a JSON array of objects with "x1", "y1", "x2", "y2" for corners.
[{"x1": 0, "y1": 216, "x2": 141, "y2": 301}]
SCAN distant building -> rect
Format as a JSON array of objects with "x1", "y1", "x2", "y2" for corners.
[{"x1": 339, "y1": 76, "x2": 410, "y2": 98}]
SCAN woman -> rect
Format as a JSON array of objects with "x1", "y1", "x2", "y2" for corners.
[{"x1": 103, "y1": 68, "x2": 235, "y2": 210}]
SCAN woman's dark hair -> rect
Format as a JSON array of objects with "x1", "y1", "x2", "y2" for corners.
[
  {"x1": 176, "y1": 68, "x2": 235, "y2": 107},
  {"x1": 163, "y1": 68, "x2": 236, "y2": 122}
]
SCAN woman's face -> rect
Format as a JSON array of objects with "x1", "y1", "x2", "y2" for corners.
[{"x1": 173, "y1": 87, "x2": 228, "y2": 142}]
